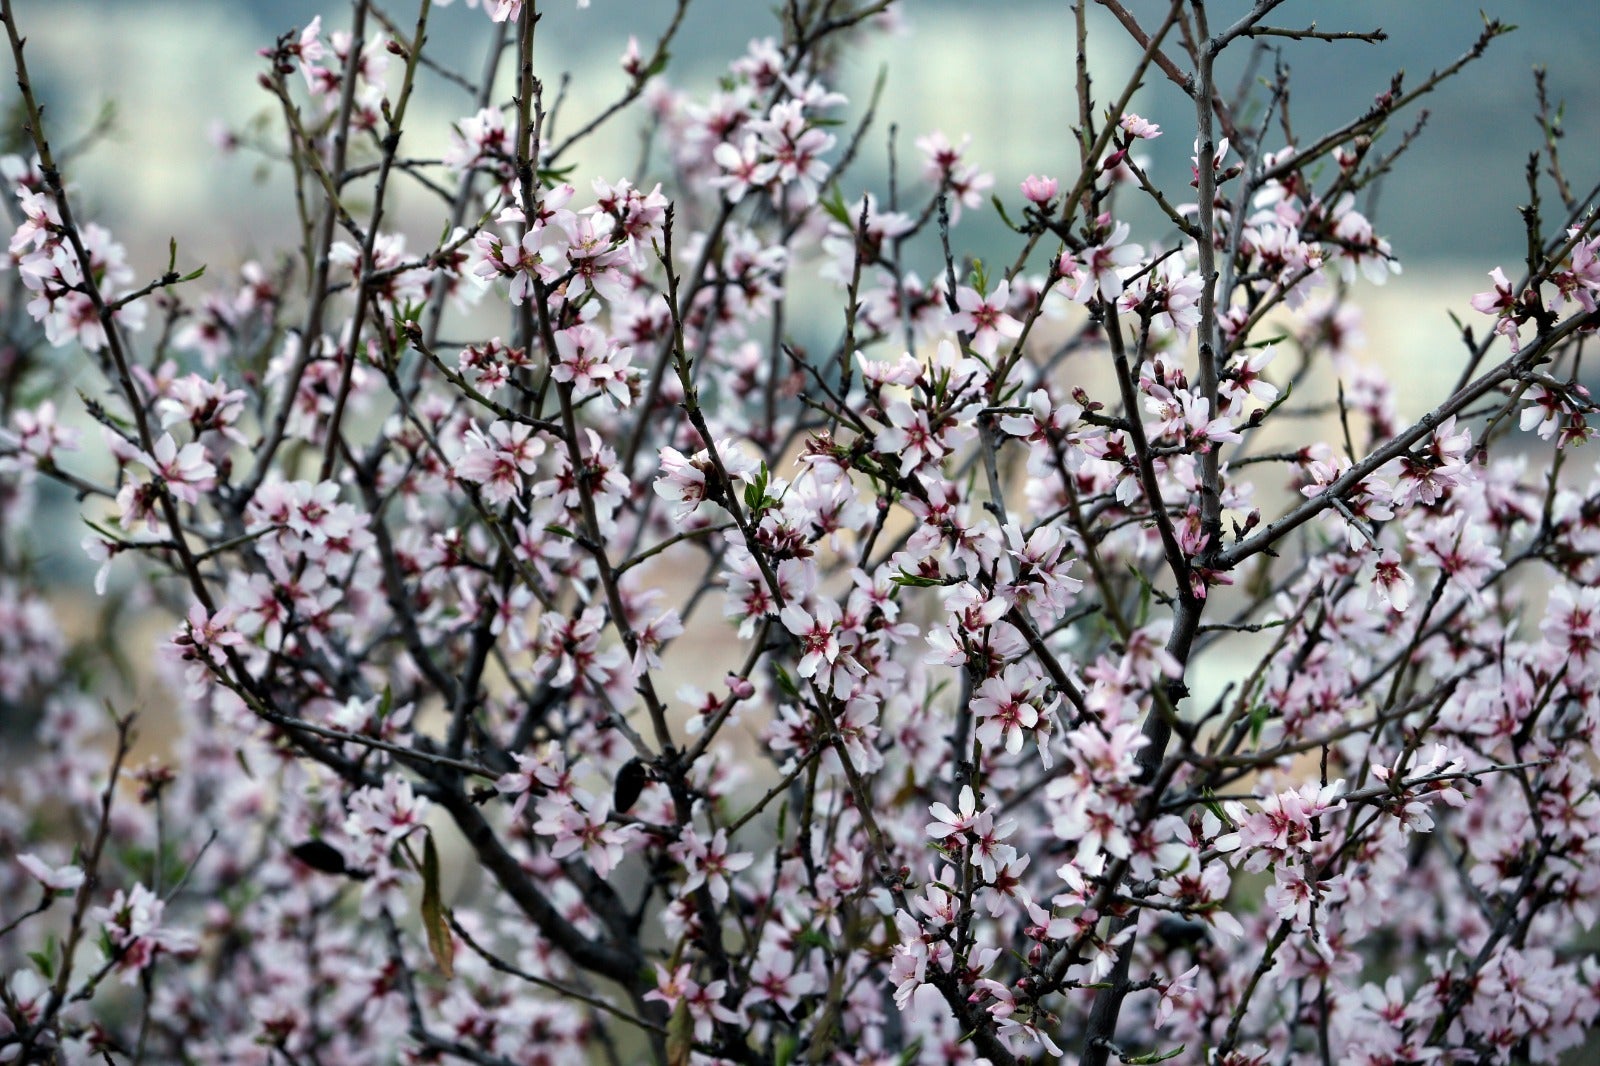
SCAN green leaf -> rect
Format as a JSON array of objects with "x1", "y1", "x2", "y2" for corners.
[
  {"x1": 774, "y1": 664, "x2": 800, "y2": 699},
  {"x1": 820, "y1": 188, "x2": 851, "y2": 228},
  {"x1": 969, "y1": 259, "x2": 989, "y2": 296},
  {"x1": 797, "y1": 926, "x2": 831, "y2": 950},
  {"x1": 744, "y1": 461, "x2": 771, "y2": 514},
  {"x1": 991, "y1": 195, "x2": 1021, "y2": 233},
  {"x1": 1125, "y1": 1045, "x2": 1186, "y2": 1064},
  {"x1": 419, "y1": 833, "x2": 454, "y2": 978},
  {"x1": 774, "y1": 1035, "x2": 799, "y2": 1066},
  {"x1": 28, "y1": 934, "x2": 58, "y2": 980},
  {"x1": 891, "y1": 572, "x2": 948, "y2": 588},
  {"x1": 1248, "y1": 703, "x2": 1271, "y2": 744},
  {"x1": 643, "y1": 49, "x2": 671, "y2": 80}
]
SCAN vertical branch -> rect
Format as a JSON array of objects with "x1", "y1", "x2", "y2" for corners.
[
  {"x1": 1191, "y1": 3, "x2": 1225, "y2": 553},
  {"x1": 242, "y1": 0, "x2": 372, "y2": 503},
  {"x1": 320, "y1": 0, "x2": 435, "y2": 482}
]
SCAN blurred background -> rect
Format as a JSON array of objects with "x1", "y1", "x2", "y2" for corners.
[
  {"x1": 12, "y1": 0, "x2": 1600, "y2": 417},
  {"x1": 4, "y1": 8, "x2": 1598, "y2": 1045},
  {"x1": 6, "y1": 0, "x2": 1597, "y2": 619},
  {"x1": 6, "y1": 11, "x2": 1600, "y2": 1040},
  {"x1": 5, "y1": 0, "x2": 1599, "y2": 571},
  {"x1": 12, "y1": 0, "x2": 1599, "y2": 270}
]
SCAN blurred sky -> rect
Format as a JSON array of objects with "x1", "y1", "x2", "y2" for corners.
[
  {"x1": 5, "y1": 0, "x2": 1598, "y2": 604},
  {"x1": 10, "y1": 0, "x2": 1598, "y2": 271},
  {"x1": 6, "y1": 0, "x2": 1600, "y2": 426}
]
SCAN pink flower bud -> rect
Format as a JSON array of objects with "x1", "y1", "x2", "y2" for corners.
[{"x1": 1019, "y1": 174, "x2": 1058, "y2": 204}]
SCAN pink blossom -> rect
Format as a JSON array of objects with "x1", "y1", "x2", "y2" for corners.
[
  {"x1": 533, "y1": 791, "x2": 636, "y2": 877},
  {"x1": 970, "y1": 662, "x2": 1045, "y2": 755},
  {"x1": 915, "y1": 130, "x2": 993, "y2": 223},
  {"x1": 780, "y1": 598, "x2": 842, "y2": 680},
  {"x1": 1120, "y1": 113, "x2": 1161, "y2": 139},
  {"x1": 1072, "y1": 220, "x2": 1143, "y2": 303},
  {"x1": 551, "y1": 324, "x2": 635, "y2": 408},
  {"x1": 670, "y1": 827, "x2": 754, "y2": 904},
  {"x1": 1154, "y1": 964, "x2": 1199, "y2": 1027},
  {"x1": 741, "y1": 949, "x2": 814, "y2": 1013},
  {"x1": 946, "y1": 280, "x2": 1023, "y2": 358},
  {"x1": 1019, "y1": 174, "x2": 1058, "y2": 203},
  {"x1": 345, "y1": 774, "x2": 431, "y2": 846},
  {"x1": 1470, "y1": 266, "x2": 1517, "y2": 316},
  {"x1": 89, "y1": 884, "x2": 196, "y2": 984},
  {"x1": 453, "y1": 420, "x2": 546, "y2": 507}
]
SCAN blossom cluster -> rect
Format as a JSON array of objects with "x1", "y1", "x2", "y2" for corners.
[{"x1": 3, "y1": 4, "x2": 1600, "y2": 1066}]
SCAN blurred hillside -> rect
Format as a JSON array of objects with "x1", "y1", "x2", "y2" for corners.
[
  {"x1": 10, "y1": 0, "x2": 1598, "y2": 273},
  {"x1": 5, "y1": 0, "x2": 1592, "y2": 581},
  {"x1": 6, "y1": 0, "x2": 1597, "y2": 732}
]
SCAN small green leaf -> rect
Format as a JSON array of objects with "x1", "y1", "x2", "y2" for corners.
[
  {"x1": 1125, "y1": 1045, "x2": 1186, "y2": 1064},
  {"x1": 991, "y1": 195, "x2": 1021, "y2": 233},
  {"x1": 820, "y1": 188, "x2": 851, "y2": 228},
  {"x1": 969, "y1": 259, "x2": 989, "y2": 296},
  {"x1": 895, "y1": 1039, "x2": 925, "y2": 1066},
  {"x1": 796, "y1": 926, "x2": 831, "y2": 949},
  {"x1": 744, "y1": 461, "x2": 770, "y2": 512},
  {"x1": 419, "y1": 833, "x2": 454, "y2": 978},
  {"x1": 28, "y1": 934, "x2": 57, "y2": 980},
  {"x1": 1248, "y1": 703, "x2": 1271, "y2": 744}
]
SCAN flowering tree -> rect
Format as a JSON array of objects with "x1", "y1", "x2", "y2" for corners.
[{"x1": 4, "y1": 0, "x2": 1600, "y2": 1063}]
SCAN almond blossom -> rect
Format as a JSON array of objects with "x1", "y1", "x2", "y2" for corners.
[
  {"x1": 946, "y1": 280, "x2": 1023, "y2": 359},
  {"x1": 3, "y1": 6, "x2": 1600, "y2": 1066}
]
